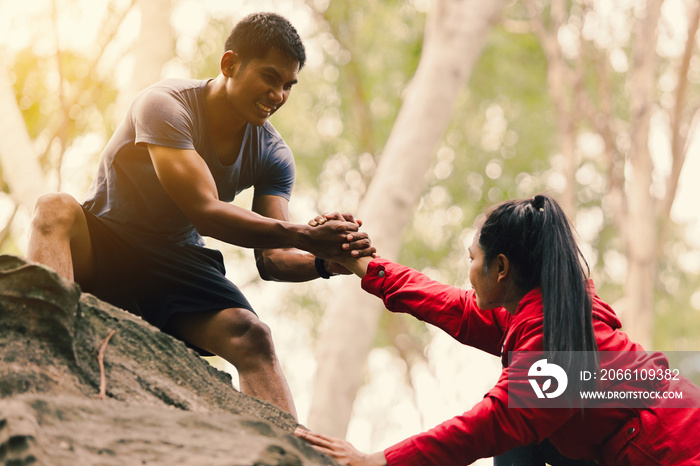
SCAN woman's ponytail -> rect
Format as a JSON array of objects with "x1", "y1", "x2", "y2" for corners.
[
  {"x1": 478, "y1": 194, "x2": 598, "y2": 378},
  {"x1": 535, "y1": 195, "x2": 598, "y2": 376}
]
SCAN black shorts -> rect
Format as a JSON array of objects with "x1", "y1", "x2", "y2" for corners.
[{"x1": 82, "y1": 208, "x2": 255, "y2": 353}]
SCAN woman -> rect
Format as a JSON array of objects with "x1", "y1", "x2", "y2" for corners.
[{"x1": 296, "y1": 194, "x2": 700, "y2": 465}]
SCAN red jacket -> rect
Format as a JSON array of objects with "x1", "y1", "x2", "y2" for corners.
[{"x1": 361, "y1": 258, "x2": 700, "y2": 466}]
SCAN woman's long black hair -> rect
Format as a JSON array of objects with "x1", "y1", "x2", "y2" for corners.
[{"x1": 478, "y1": 194, "x2": 598, "y2": 379}]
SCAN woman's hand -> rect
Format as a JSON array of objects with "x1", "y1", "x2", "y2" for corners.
[{"x1": 295, "y1": 428, "x2": 387, "y2": 466}]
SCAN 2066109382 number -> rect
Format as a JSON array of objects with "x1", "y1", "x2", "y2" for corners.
[{"x1": 599, "y1": 368, "x2": 681, "y2": 381}]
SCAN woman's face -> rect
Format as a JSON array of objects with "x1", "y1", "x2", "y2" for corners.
[{"x1": 468, "y1": 231, "x2": 507, "y2": 311}]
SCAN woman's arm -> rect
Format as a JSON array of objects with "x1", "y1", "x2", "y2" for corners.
[{"x1": 336, "y1": 255, "x2": 373, "y2": 278}]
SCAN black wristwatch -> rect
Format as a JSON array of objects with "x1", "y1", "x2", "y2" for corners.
[{"x1": 315, "y1": 257, "x2": 333, "y2": 279}]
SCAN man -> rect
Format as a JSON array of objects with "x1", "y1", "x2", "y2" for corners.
[{"x1": 26, "y1": 12, "x2": 372, "y2": 420}]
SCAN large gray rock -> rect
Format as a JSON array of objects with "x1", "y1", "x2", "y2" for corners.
[{"x1": 0, "y1": 255, "x2": 335, "y2": 466}]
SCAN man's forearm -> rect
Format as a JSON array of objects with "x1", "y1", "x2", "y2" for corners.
[
  {"x1": 194, "y1": 202, "x2": 307, "y2": 250},
  {"x1": 196, "y1": 202, "x2": 370, "y2": 264},
  {"x1": 255, "y1": 248, "x2": 325, "y2": 282}
]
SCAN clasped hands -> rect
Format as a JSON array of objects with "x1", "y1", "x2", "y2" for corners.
[{"x1": 307, "y1": 212, "x2": 375, "y2": 276}]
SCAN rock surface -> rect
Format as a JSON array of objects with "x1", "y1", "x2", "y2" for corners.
[{"x1": 0, "y1": 255, "x2": 335, "y2": 466}]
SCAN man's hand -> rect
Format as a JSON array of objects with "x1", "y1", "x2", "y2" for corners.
[
  {"x1": 295, "y1": 428, "x2": 387, "y2": 466},
  {"x1": 306, "y1": 212, "x2": 375, "y2": 262},
  {"x1": 308, "y1": 212, "x2": 359, "y2": 227}
]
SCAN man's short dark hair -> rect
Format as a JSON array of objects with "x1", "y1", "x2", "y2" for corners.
[{"x1": 225, "y1": 12, "x2": 306, "y2": 70}]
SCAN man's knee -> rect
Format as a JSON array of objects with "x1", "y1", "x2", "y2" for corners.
[
  {"x1": 31, "y1": 193, "x2": 83, "y2": 235},
  {"x1": 232, "y1": 314, "x2": 274, "y2": 353},
  {"x1": 221, "y1": 310, "x2": 275, "y2": 364}
]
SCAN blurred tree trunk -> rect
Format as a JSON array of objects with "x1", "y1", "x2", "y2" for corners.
[
  {"x1": 0, "y1": 67, "x2": 48, "y2": 212},
  {"x1": 622, "y1": 0, "x2": 699, "y2": 348},
  {"x1": 308, "y1": 0, "x2": 509, "y2": 439},
  {"x1": 526, "y1": 0, "x2": 579, "y2": 216},
  {"x1": 117, "y1": 0, "x2": 175, "y2": 115},
  {"x1": 623, "y1": 0, "x2": 663, "y2": 349}
]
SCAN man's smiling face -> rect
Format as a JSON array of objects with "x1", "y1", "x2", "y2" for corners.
[{"x1": 226, "y1": 49, "x2": 299, "y2": 127}]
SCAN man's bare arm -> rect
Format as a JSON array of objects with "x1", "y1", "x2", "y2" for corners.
[{"x1": 147, "y1": 144, "x2": 369, "y2": 261}]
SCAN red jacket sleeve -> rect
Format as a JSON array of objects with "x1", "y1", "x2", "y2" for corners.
[
  {"x1": 383, "y1": 374, "x2": 576, "y2": 465},
  {"x1": 360, "y1": 258, "x2": 509, "y2": 356},
  {"x1": 382, "y1": 325, "x2": 577, "y2": 465}
]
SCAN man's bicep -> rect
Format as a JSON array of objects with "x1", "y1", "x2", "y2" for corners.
[
  {"x1": 147, "y1": 144, "x2": 219, "y2": 214},
  {"x1": 252, "y1": 194, "x2": 290, "y2": 222}
]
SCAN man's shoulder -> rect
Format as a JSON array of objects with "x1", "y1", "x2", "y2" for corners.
[
  {"x1": 131, "y1": 78, "x2": 207, "y2": 122},
  {"x1": 146, "y1": 78, "x2": 206, "y2": 94},
  {"x1": 127, "y1": 78, "x2": 207, "y2": 149},
  {"x1": 133, "y1": 78, "x2": 206, "y2": 108}
]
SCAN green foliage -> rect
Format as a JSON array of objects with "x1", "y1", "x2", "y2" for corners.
[
  {"x1": 273, "y1": 0, "x2": 425, "y2": 188},
  {"x1": 188, "y1": 18, "x2": 232, "y2": 80},
  {"x1": 399, "y1": 25, "x2": 555, "y2": 281},
  {"x1": 654, "y1": 226, "x2": 700, "y2": 350},
  {"x1": 11, "y1": 47, "x2": 118, "y2": 167},
  {"x1": 12, "y1": 48, "x2": 47, "y2": 140}
]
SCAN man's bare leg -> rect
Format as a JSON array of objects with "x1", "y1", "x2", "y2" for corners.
[
  {"x1": 28, "y1": 195, "x2": 296, "y2": 416},
  {"x1": 26, "y1": 193, "x2": 94, "y2": 284},
  {"x1": 170, "y1": 308, "x2": 298, "y2": 420}
]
